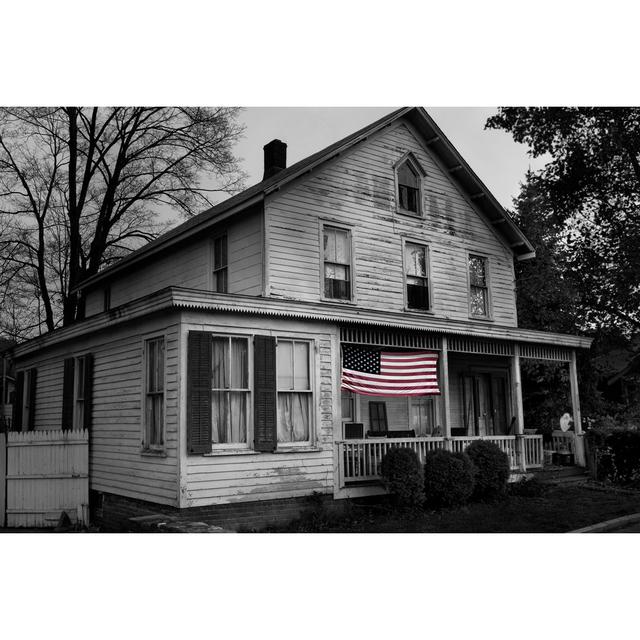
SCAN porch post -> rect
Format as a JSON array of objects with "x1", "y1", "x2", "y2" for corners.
[
  {"x1": 569, "y1": 350, "x2": 586, "y2": 467},
  {"x1": 441, "y1": 336, "x2": 452, "y2": 451},
  {"x1": 511, "y1": 344, "x2": 526, "y2": 472}
]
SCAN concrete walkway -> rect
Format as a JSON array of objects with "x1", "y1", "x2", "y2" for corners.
[{"x1": 572, "y1": 512, "x2": 640, "y2": 533}]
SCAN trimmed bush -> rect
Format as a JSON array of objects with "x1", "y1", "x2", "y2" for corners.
[
  {"x1": 465, "y1": 440, "x2": 510, "y2": 501},
  {"x1": 423, "y1": 449, "x2": 476, "y2": 508},
  {"x1": 380, "y1": 447, "x2": 425, "y2": 508}
]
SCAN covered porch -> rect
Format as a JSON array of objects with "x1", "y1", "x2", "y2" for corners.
[{"x1": 335, "y1": 325, "x2": 590, "y2": 497}]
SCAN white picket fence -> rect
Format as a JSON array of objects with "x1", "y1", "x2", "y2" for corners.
[{"x1": 1, "y1": 429, "x2": 89, "y2": 528}]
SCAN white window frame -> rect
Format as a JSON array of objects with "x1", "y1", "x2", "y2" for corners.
[
  {"x1": 211, "y1": 232, "x2": 228, "y2": 293},
  {"x1": 142, "y1": 335, "x2": 166, "y2": 453},
  {"x1": 210, "y1": 334, "x2": 253, "y2": 451},
  {"x1": 72, "y1": 355, "x2": 86, "y2": 431},
  {"x1": 319, "y1": 221, "x2": 356, "y2": 304},
  {"x1": 394, "y1": 152, "x2": 426, "y2": 218},
  {"x1": 275, "y1": 337, "x2": 315, "y2": 448},
  {"x1": 402, "y1": 238, "x2": 433, "y2": 313},
  {"x1": 20, "y1": 369, "x2": 32, "y2": 431},
  {"x1": 466, "y1": 251, "x2": 493, "y2": 320}
]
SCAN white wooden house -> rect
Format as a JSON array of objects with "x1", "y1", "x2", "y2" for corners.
[{"x1": 9, "y1": 107, "x2": 592, "y2": 525}]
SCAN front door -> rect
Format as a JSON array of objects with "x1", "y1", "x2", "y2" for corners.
[{"x1": 462, "y1": 372, "x2": 509, "y2": 436}]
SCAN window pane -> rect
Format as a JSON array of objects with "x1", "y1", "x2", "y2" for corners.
[
  {"x1": 411, "y1": 397, "x2": 433, "y2": 436},
  {"x1": 212, "y1": 337, "x2": 229, "y2": 389},
  {"x1": 211, "y1": 389, "x2": 229, "y2": 443},
  {"x1": 214, "y1": 269, "x2": 228, "y2": 293},
  {"x1": 323, "y1": 228, "x2": 336, "y2": 262},
  {"x1": 470, "y1": 286, "x2": 488, "y2": 316},
  {"x1": 469, "y1": 255, "x2": 486, "y2": 287},
  {"x1": 277, "y1": 340, "x2": 293, "y2": 389},
  {"x1": 277, "y1": 392, "x2": 310, "y2": 442},
  {"x1": 405, "y1": 244, "x2": 427, "y2": 277},
  {"x1": 230, "y1": 338, "x2": 248, "y2": 389},
  {"x1": 407, "y1": 282, "x2": 429, "y2": 310},
  {"x1": 294, "y1": 342, "x2": 309, "y2": 390},
  {"x1": 398, "y1": 162, "x2": 418, "y2": 188},
  {"x1": 334, "y1": 229, "x2": 350, "y2": 264},
  {"x1": 214, "y1": 236, "x2": 227, "y2": 269}
]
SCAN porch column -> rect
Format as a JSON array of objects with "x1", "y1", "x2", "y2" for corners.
[
  {"x1": 569, "y1": 350, "x2": 586, "y2": 467},
  {"x1": 441, "y1": 336, "x2": 452, "y2": 451},
  {"x1": 511, "y1": 344, "x2": 526, "y2": 472}
]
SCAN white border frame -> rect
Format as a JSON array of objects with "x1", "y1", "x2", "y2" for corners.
[
  {"x1": 318, "y1": 219, "x2": 357, "y2": 306},
  {"x1": 466, "y1": 250, "x2": 493, "y2": 321}
]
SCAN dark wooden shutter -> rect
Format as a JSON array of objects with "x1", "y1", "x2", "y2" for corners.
[
  {"x1": 187, "y1": 331, "x2": 212, "y2": 454},
  {"x1": 254, "y1": 335, "x2": 277, "y2": 453},
  {"x1": 83, "y1": 354, "x2": 93, "y2": 431},
  {"x1": 62, "y1": 358, "x2": 75, "y2": 431},
  {"x1": 27, "y1": 368, "x2": 37, "y2": 431},
  {"x1": 13, "y1": 371, "x2": 24, "y2": 430}
]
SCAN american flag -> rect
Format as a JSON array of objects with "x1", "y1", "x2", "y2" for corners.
[{"x1": 341, "y1": 345, "x2": 440, "y2": 397}]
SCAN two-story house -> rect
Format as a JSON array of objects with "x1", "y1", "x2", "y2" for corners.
[{"x1": 9, "y1": 107, "x2": 592, "y2": 529}]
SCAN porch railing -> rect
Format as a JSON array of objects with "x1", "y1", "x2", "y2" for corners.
[
  {"x1": 337, "y1": 434, "x2": 544, "y2": 486},
  {"x1": 551, "y1": 431, "x2": 575, "y2": 454}
]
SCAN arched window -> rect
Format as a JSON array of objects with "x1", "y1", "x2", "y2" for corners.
[{"x1": 395, "y1": 154, "x2": 424, "y2": 215}]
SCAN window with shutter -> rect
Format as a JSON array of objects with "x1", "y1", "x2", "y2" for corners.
[{"x1": 276, "y1": 339, "x2": 312, "y2": 444}]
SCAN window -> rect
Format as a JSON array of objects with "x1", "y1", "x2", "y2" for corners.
[
  {"x1": 341, "y1": 390, "x2": 355, "y2": 422},
  {"x1": 323, "y1": 225, "x2": 351, "y2": 300},
  {"x1": 397, "y1": 159, "x2": 421, "y2": 214},
  {"x1": 73, "y1": 356, "x2": 85, "y2": 430},
  {"x1": 103, "y1": 285, "x2": 111, "y2": 311},
  {"x1": 469, "y1": 254, "x2": 490, "y2": 317},
  {"x1": 404, "y1": 242, "x2": 430, "y2": 310},
  {"x1": 410, "y1": 396, "x2": 435, "y2": 436},
  {"x1": 368, "y1": 401, "x2": 388, "y2": 433},
  {"x1": 144, "y1": 338, "x2": 165, "y2": 449},
  {"x1": 21, "y1": 370, "x2": 33, "y2": 431},
  {"x1": 211, "y1": 336, "x2": 250, "y2": 446},
  {"x1": 277, "y1": 339, "x2": 312, "y2": 443},
  {"x1": 213, "y1": 234, "x2": 228, "y2": 293}
]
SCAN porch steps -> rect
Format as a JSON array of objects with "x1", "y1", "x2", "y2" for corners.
[{"x1": 533, "y1": 465, "x2": 589, "y2": 485}]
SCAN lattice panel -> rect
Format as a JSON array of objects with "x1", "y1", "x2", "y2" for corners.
[
  {"x1": 519, "y1": 343, "x2": 571, "y2": 362},
  {"x1": 339, "y1": 326, "x2": 440, "y2": 350},
  {"x1": 448, "y1": 336, "x2": 514, "y2": 356}
]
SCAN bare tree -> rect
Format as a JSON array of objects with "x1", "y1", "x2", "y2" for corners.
[{"x1": 0, "y1": 107, "x2": 245, "y2": 334}]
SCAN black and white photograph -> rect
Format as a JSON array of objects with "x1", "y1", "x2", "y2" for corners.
[{"x1": 1, "y1": 2, "x2": 638, "y2": 639}]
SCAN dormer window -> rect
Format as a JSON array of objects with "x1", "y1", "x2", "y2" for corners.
[{"x1": 395, "y1": 153, "x2": 425, "y2": 216}]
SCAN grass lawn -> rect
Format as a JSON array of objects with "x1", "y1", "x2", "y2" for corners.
[{"x1": 265, "y1": 484, "x2": 640, "y2": 533}]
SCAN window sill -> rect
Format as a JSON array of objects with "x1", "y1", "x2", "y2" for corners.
[
  {"x1": 403, "y1": 307, "x2": 435, "y2": 316},
  {"x1": 140, "y1": 449, "x2": 167, "y2": 458},
  {"x1": 396, "y1": 208, "x2": 423, "y2": 219},
  {"x1": 204, "y1": 449, "x2": 260, "y2": 457},
  {"x1": 469, "y1": 314, "x2": 494, "y2": 323},
  {"x1": 273, "y1": 446, "x2": 323, "y2": 454},
  {"x1": 320, "y1": 296, "x2": 357, "y2": 306}
]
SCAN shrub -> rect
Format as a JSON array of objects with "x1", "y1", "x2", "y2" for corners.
[
  {"x1": 423, "y1": 449, "x2": 476, "y2": 508},
  {"x1": 465, "y1": 440, "x2": 510, "y2": 501},
  {"x1": 508, "y1": 476, "x2": 548, "y2": 498},
  {"x1": 380, "y1": 447, "x2": 425, "y2": 508},
  {"x1": 605, "y1": 430, "x2": 640, "y2": 484}
]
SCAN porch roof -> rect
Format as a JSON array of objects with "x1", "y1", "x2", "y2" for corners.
[{"x1": 11, "y1": 287, "x2": 592, "y2": 358}]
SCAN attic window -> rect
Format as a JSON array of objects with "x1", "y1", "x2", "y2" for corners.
[{"x1": 396, "y1": 155, "x2": 424, "y2": 216}]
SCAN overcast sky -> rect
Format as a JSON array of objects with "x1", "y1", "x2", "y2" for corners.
[{"x1": 232, "y1": 107, "x2": 546, "y2": 211}]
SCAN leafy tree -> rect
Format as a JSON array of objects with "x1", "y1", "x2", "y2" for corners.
[
  {"x1": 0, "y1": 107, "x2": 245, "y2": 336},
  {"x1": 487, "y1": 107, "x2": 640, "y2": 334}
]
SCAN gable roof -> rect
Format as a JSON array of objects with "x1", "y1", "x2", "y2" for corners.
[{"x1": 76, "y1": 107, "x2": 535, "y2": 292}]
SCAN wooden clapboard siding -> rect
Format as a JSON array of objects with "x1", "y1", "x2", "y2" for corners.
[
  {"x1": 180, "y1": 312, "x2": 337, "y2": 507},
  {"x1": 266, "y1": 120, "x2": 518, "y2": 325},
  {"x1": 15, "y1": 314, "x2": 182, "y2": 506},
  {"x1": 84, "y1": 208, "x2": 263, "y2": 317}
]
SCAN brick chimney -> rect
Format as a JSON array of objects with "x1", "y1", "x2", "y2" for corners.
[{"x1": 263, "y1": 139, "x2": 287, "y2": 180}]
